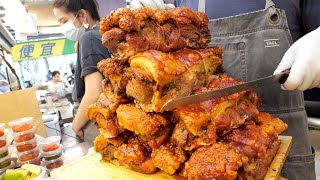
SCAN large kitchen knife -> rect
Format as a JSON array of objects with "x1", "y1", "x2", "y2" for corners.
[{"x1": 160, "y1": 70, "x2": 289, "y2": 112}]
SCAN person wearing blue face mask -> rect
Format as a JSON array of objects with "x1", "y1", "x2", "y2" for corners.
[{"x1": 53, "y1": 0, "x2": 111, "y2": 144}]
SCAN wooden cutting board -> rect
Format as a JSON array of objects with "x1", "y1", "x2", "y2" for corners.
[{"x1": 51, "y1": 136, "x2": 292, "y2": 180}]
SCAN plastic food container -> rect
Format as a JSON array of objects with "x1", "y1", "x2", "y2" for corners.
[
  {"x1": 0, "y1": 135, "x2": 6, "y2": 148},
  {"x1": 17, "y1": 154, "x2": 41, "y2": 166},
  {"x1": 0, "y1": 155, "x2": 11, "y2": 169},
  {"x1": 8, "y1": 117, "x2": 34, "y2": 133},
  {"x1": 15, "y1": 138, "x2": 37, "y2": 152},
  {"x1": 43, "y1": 156, "x2": 64, "y2": 170},
  {"x1": 38, "y1": 136, "x2": 61, "y2": 152},
  {"x1": 17, "y1": 146, "x2": 40, "y2": 162},
  {"x1": 13, "y1": 127, "x2": 35, "y2": 142},
  {"x1": 0, "y1": 123, "x2": 4, "y2": 137},
  {"x1": 42, "y1": 145, "x2": 63, "y2": 161},
  {"x1": 0, "y1": 145, "x2": 9, "y2": 159}
]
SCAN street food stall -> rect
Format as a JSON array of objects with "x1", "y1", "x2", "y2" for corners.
[
  {"x1": 1, "y1": 5, "x2": 293, "y2": 180},
  {"x1": 52, "y1": 6, "x2": 293, "y2": 180},
  {"x1": 0, "y1": 1, "x2": 312, "y2": 179}
]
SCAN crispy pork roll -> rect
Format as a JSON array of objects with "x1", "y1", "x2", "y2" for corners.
[
  {"x1": 86, "y1": 93, "x2": 124, "y2": 138},
  {"x1": 181, "y1": 143, "x2": 248, "y2": 180},
  {"x1": 125, "y1": 48, "x2": 222, "y2": 112},
  {"x1": 100, "y1": 7, "x2": 210, "y2": 59},
  {"x1": 116, "y1": 104, "x2": 167, "y2": 136},
  {"x1": 221, "y1": 114, "x2": 287, "y2": 180}
]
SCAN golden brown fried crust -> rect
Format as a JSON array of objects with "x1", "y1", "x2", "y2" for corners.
[
  {"x1": 88, "y1": 7, "x2": 288, "y2": 178},
  {"x1": 100, "y1": 7, "x2": 208, "y2": 35},
  {"x1": 222, "y1": 112, "x2": 288, "y2": 157},
  {"x1": 116, "y1": 104, "x2": 167, "y2": 135},
  {"x1": 129, "y1": 50, "x2": 186, "y2": 86},
  {"x1": 94, "y1": 134, "x2": 110, "y2": 154},
  {"x1": 174, "y1": 75, "x2": 259, "y2": 137},
  {"x1": 221, "y1": 118, "x2": 285, "y2": 180},
  {"x1": 151, "y1": 143, "x2": 186, "y2": 175},
  {"x1": 213, "y1": 98, "x2": 259, "y2": 135},
  {"x1": 254, "y1": 112, "x2": 288, "y2": 135},
  {"x1": 86, "y1": 93, "x2": 124, "y2": 138},
  {"x1": 182, "y1": 143, "x2": 248, "y2": 180},
  {"x1": 98, "y1": 57, "x2": 130, "y2": 102},
  {"x1": 138, "y1": 126, "x2": 171, "y2": 149},
  {"x1": 100, "y1": 7, "x2": 211, "y2": 59},
  {"x1": 171, "y1": 120, "x2": 217, "y2": 151},
  {"x1": 126, "y1": 48, "x2": 222, "y2": 112},
  {"x1": 86, "y1": 93, "x2": 118, "y2": 121},
  {"x1": 94, "y1": 133, "x2": 130, "y2": 162},
  {"x1": 113, "y1": 135, "x2": 158, "y2": 174}
]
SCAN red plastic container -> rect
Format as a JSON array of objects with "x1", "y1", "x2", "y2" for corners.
[
  {"x1": 13, "y1": 127, "x2": 35, "y2": 143},
  {"x1": 17, "y1": 146, "x2": 40, "y2": 162},
  {"x1": 42, "y1": 145, "x2": 63, "y2": 161},
  {"x1": 38, "y1": 136, "x2": 61, "y2": 152},
  {"x1": 43, "y1": 156, "x2": 64, "y2": 170},
  {"x1": 15, "y1": 138, "x2": 37, "y2": 152},
  {"x1": 8, "y1": 117, "x2": 34, "y2": 133},
  {"x1": 17, "y1": 154, "x2": 41, "y2": 166}
]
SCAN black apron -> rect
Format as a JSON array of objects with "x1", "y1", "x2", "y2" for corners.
[{"x1": 200, "y1": 0, "x2": 316, "y2": 179}]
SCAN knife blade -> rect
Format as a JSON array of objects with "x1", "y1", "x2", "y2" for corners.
[{"x1": 160, "y1": 70, "x2": 289, "y2": 112}]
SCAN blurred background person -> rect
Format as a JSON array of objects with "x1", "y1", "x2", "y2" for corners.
[
  {"x1": 53, "y1": 0, "x2": 111, "y2": 144},
  {"x1": 51, "y1": 71, "x2": 70, "y2": 87}
]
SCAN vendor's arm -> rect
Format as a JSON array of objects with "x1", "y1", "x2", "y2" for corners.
[
  {"x1": 274, "y1": 26, "x2": 320, "y2": 91},
  {"x1": 72, "y1": 71, "x2": 103, "y2": 139}
]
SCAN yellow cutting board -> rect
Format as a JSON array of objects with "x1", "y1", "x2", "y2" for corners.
[{"x1": 51, "y1": 136, "x2": 292, "y2": 180}]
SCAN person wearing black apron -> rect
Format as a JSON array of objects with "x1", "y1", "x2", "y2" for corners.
[
  {"x1": 129, "y1": 0, "x2": 318, "y2": 179},
  {"x1": 176, "y1": 0, "x2": 316, "y2": 179}
]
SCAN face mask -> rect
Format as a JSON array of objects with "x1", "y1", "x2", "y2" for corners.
[{"x1": 59, "y1": 12, "x2": 87, "y2": 41}]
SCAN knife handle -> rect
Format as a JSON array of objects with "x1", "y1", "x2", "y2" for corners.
[{"x1": 278, "y1": 69, "x2": 290, "y2": 84}]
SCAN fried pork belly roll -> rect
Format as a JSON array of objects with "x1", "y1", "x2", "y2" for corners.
[
  {"x1": 94, "y1": 131, "x2": 132, "y2": 162},
  {"x1": 171, "y1": 120, "x2": 217, "y2": 151},
  {"x1": 173, "y1": 74, "x2": 260, "y2": 141},
  {"x1": 100, "y1": 7, "x2": 210, "y2": 59},
  {"x1": 114, "y1": 135, "x2": 158, "y2": 174},
  {"x1": 98, "y1": 57, "x2": 129, "y2": 103},
  {"x1": 126, "y1": 50, "x2": 185, "y2": 112},
  {"x1": 116, "y1": 104, "x2": 167, "y2": 136},
  {"x1": 86, "y1": 93, "x2": 124, "y2": 138},
  {"x1": 221, "y1": 114, "x2": 288, "y2": 180},
  {"x1": 180, "y1": 143, "x2": 248, "y2": 180},
  {"x1": 126, "y1": 48, "x2": 222, "y2": 112},
  {"x1": 100, "y1": 7, "x2": 208, "y2": 34},
  {"x1": 138, "y1": 126, "x2": 172, "y2": 149}
]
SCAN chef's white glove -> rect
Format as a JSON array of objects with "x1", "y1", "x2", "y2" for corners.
[
  {"x1": 274, "y1": 26, "x2": 320, "y2": 91},
  {"x1": 129, "y1": 0, "x2": 175, "y2": 10}
]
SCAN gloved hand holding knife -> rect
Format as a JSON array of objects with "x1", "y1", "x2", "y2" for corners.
[{"x1": 274, "y1": 26, "x2": 320, "y2": 91}]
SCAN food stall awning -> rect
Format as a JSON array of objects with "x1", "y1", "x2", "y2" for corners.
[
  {"x1": 12, "y1": 38, "x2": 75, "y2": 62},
  {"x1": 0, "y1": 22, "x2": 15, "y2": 53}
]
